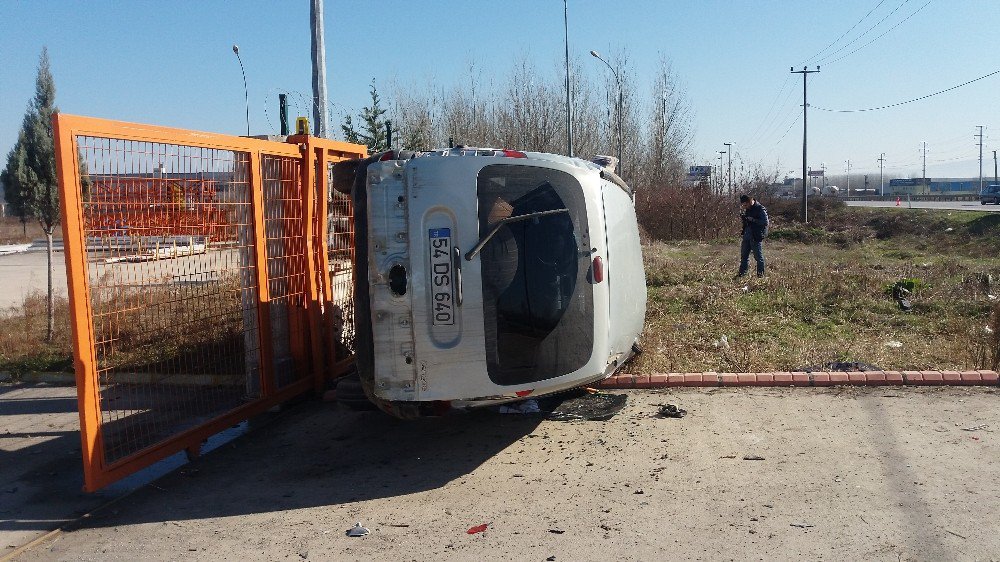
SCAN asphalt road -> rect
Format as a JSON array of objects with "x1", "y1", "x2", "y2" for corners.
[{"x1": 846, "y1": 200, "x2": 1000, "y2": 212}]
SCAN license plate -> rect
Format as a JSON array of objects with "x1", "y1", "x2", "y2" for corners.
[{"x1": 428, "y1": 228, "x2": 455, "y2": 326}]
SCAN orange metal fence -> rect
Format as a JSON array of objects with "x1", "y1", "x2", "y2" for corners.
[{"x1": 53, "y1": 115, "x2": 365, "y2": 491}]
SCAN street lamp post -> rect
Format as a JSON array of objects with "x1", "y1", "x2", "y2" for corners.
[
  {"x1": 590, "y1": 50, "x2": 622, "y2": 174},
  {"x1": 232, "y1": 45, "x2": 250, "y2": 136},
  {"x1": 723, "y1": 142, "x2": 733, "y2": 193}
]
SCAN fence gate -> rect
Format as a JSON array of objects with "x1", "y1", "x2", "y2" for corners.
[{"x1": 52, "y1": 114, "x2": 366, "y2": 491}]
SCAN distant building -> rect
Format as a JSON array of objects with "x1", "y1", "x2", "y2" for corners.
[{"x1": 888, "y1": 177, "x2": 984, "y2": 195}]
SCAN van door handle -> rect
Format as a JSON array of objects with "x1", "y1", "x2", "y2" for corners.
[{"x1": 453, "y1": 246, "x2": 463, "y2": 306}]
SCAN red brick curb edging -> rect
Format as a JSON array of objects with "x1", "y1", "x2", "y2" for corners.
[{"x1": 596, "y1": 370, "x2": 1000, "y2": 389}]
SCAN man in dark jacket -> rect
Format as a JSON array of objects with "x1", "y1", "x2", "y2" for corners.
[{"x1": 737, "y1": 194, "x2": 769, "y2": 277}]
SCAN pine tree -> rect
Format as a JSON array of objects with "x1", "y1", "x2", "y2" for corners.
[
  {"x1": 340, "y1": 79, "x2": 389, "y2": 153},
  {"x1": 2, "y1": 48, "x2": 61, "y2": 341},
  {"x1": 340, "y1": 114, "x2": 361, "y2": 145}
]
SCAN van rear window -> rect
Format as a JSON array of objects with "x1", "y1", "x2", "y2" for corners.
[{"x1": 477, "y1": 164, "x2": 594, "y2": 386}]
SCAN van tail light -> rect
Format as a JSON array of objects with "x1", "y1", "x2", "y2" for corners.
[
  {"x1": 379, "y1": 150, "x2": 397, "y2": 161},
  {"x1": 592, "y1": 256, "x2": 604, "y2": 283},
  {"x1": 501, "y1": 149, "x2": 527, "y2": 158}
]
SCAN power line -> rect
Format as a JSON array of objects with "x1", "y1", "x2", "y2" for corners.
[
  {"x1": 812, "y1": 69, "x2": 1000, "y2": 112},
  {"x1": 741, "y1": 75, "x2": 791, "y2": 146},
  {"x1": 822, "y1": 1, "x2": 932, "y2": 66},
  {"x1": 746, "y1": 82, "x2": 799, "y2": 147},
  {"x1": 814, "y1": 0, "x2": 913, "y2": 66},
  {"x1": 800, "y1": 0, "x2": 887, "y2": 66}
]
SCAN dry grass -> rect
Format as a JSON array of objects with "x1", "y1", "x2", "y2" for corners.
[
  {"x1": 0, "y1": 292, "x2": 73, "y2": 374},
  {"x1": 0, "y1": 216, "x2": 45, "y2": 244},
  {"x1": 631, "y1": 230, "x2": 1000, "y2": 374}
]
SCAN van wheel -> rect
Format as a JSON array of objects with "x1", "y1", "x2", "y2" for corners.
[{"x1": 335, "y1": 374, "x2": 377, "y2": 410}]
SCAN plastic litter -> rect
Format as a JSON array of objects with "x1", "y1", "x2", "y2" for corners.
[
  {"x1": 790, "y1": 523, "x2": 814, "y2": 528},
  {"x1": 657, "y1": 404, "x2": 687, "y2": 418},
  {"x1": 712, "y1": 335, "x2": 731, "y2": 350},
  {"x1": 346, "y1": 523, "x2": 370, "y2": 537},
  {"x1": 884, "y1": 340, "x2": 903, "y2": 348},
  {"x1": 467, "y1": 523, "x2": 489, "y2": 534},
  {"x1": 499, "y1": 399, "x2": 540, "y2": 415},
  {"x1": 743, "y1": 455, "x2": 765, "y2": 461}
]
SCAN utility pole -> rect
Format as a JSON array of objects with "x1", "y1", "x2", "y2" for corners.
[
  {"x1": 791, "y1": 66, "x2": 820, "y2": 222},
  {"x1": 921, "y1": 141, "x2": 927, "y2": 183},
  {"x1": 563, "y1": 0, "x2": 573, "y2": 157},
  {"x1": 718, "y1": 150, "x2": 727, "y2": 194},
  {"x1": 232, "y1": 45, "x2": 250, "y2": 136},
  {"x1": 994, "y1": 150, "x2": 998, "y2": 186},
  {"x1": 724, "y1": 142, "x2": 733, "y2": 192},
  {"x1": 590, "y1": 51, "x2": 623, "y2": 174},
  {"x1": 975, "y1": 125, "x2": 984, "y2": 193},
  {"x1": 310, "y1": 0, "x2": 329, "y2": 138},
  {"x1": 845, "y1": 160, "x2": 851, "y2": 196},
  {"x1": 878, "y1": 153, "x2": 885, "y2": 196}
]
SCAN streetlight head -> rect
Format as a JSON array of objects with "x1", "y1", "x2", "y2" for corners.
[
  {"x1": 590, "y1": 50, "x2": 600, "y2": 58},
  {"x1": 790, "y1": 66, "x2": 794, "y2": 72},
  {"x1": 232, "y1": 44, "x2": 239, "y2": 54}
]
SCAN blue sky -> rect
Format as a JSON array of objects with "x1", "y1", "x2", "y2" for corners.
[{"x1": 2, "y1": 0, "x2": 999, "y2": 180}]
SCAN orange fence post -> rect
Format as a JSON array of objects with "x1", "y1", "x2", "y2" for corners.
[
  {"x1": 248, "y1": 150, "x2": 276, "y2": 397},
  {"x1": 53, "y1": 113, "x2": 105, "y2": 492}
]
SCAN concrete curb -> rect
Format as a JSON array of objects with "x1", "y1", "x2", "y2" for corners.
[
  {"x1": 0, "y1": 371, "x2": 75, "y2": 384},
  {"x1": 597, "y1": 370, "x2": 1000, "y2": 389}
]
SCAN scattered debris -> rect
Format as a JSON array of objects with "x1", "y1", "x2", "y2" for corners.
[
  {"x1": 962, "y1": 424, "x2": 989, "y2": 432},
  {"x1": 657, "y1": 404, "x2": 687, "y2": 418},
  {"x1": 834, "y1": 477, "x2": 843, "y2": 483},
  {"x1": 946, "y1": 530, "x2": 967, "y2": 540},
  {"x1": 634, "y1": 489, "x2": 645, "y2": 495},
  {"x1": 467, "y1": 523, "x2": 489, "y2": 535},
  {"x1": 546, "y1": 392, "x2": 628, "y2": 421},
  {"x1": 719, "y1": 455, "x2": 737, "y2": 459},
  {"x1": 547, "y1": 557, "x2": 557, "y2": 561},
  {"x1": 885, "y1": 340, "x2": 903, "y2": 349},
  {"x1": 387, "y1": 524, "x2": 410, "y2": 528},
  {"x1": 801, "y1": 361, "x2": 881, "y2": 372},
  {"x1": 346, "y1": 522, "x2": 370, "y2": 537},
  {"x1": 790, "y1": 523, "x2": 814, "y2": 529},
  {"x1": 499, "y1": 399, "x2": 540, "y2": 415},
  {"x1": 548, "y1": 529, "x2": 565, "y2": 534},
  {"x1": 713, "y1": 335, "x2": 731, "y2": 350},
  {"x1": 743, "y1": 455, "x2": 765, "y2": 461}
]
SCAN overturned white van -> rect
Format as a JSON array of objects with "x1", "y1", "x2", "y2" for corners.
[{"x1": 333, "y1": 147, "x2": 645, "y2": 418}]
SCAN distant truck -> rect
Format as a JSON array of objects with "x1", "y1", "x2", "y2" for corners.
[
  {"x1": 332, "y1": 148, "x2": 646, "y2": 418},
  {"x1": 982, "y1": 184, "x2": 1000, "y2": 205}
]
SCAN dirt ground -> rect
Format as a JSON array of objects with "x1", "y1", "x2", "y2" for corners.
[{"x1": 9, "y1": 385, "x2": 1000, "y2": 561}]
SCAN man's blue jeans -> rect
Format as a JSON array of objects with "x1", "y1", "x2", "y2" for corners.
[{"x1": 739, "y1": 233, "x2": 765, "y2": 276}]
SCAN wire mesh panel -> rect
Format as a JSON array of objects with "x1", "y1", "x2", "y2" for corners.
[
  {"x1": 76, "y1": 136, "x2": 260, "y2": 465},
  {"x1": 55, "y1": 115, "x2": 367, "y2": 491},
  {"x1": 326, "y1": 161, "x2": 357, "y2": 360},
  {"x1": 261, "y1": 154, "x2": 309, "y2": 388}
]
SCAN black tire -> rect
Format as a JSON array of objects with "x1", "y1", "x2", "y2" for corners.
[{"x1": 335, "y1": 373, "x2": 377, "y2": 410}]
